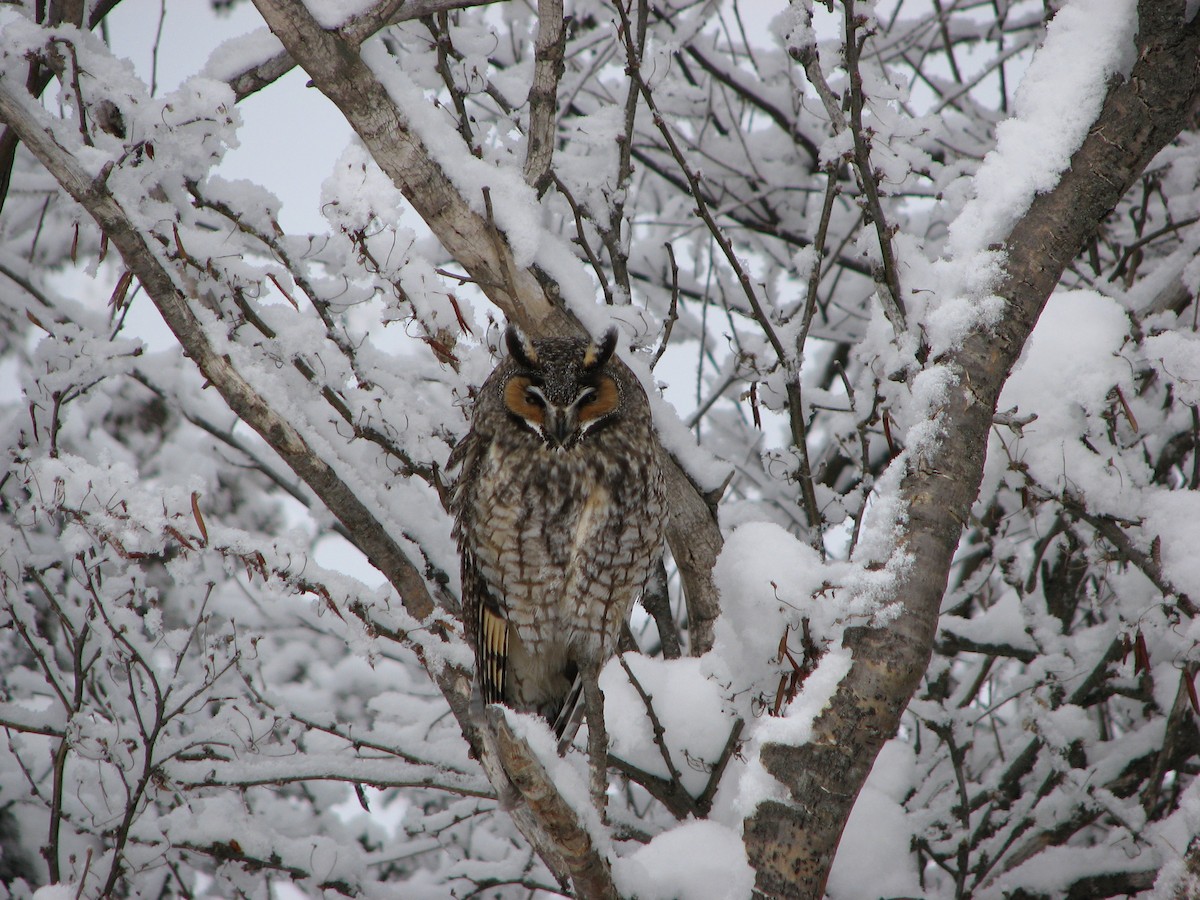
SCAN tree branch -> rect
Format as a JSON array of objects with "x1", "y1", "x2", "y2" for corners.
[
  {"x1": 1, "y1": 9, "x2": 727, "y2": 892},
  {"x1": 250, "y1": 0, "x2": 565, "y2": 335},
  {"x1": 484, "y1": 707, "x2": 617, "y2": 900},
  {"x1": 744, "y1": 4, "x2": 1200, "y2": 896},
  {"x1": 522, "y1": 0, "x2": 565, "y2": 194},
  {"x1": 226, "y1": 0, "x2": 498, "y2": 101}
]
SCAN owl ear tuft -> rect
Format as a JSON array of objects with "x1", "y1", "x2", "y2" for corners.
[
  {"x1": 583, "y1": 327, "x2": 618, "y2": 370},
  {"x1": 505, "y1": 325, "x2": 539, "y2": 368}
]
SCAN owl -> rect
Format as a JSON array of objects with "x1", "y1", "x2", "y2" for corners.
[{"x1": 450, "y1": 325, "x2": 666, "y2": 757}]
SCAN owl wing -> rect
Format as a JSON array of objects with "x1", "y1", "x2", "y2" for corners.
[
  {"x1": 450, "y1": 430, "x2": 512, "y2": 707},
  {"x1": 460, "y1": 560, "x2": 509, "y2": 705}
]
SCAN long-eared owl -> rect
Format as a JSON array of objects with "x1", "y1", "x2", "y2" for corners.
[{"x1": 450, "y1": 326, "x2": 666, "y2": 734}]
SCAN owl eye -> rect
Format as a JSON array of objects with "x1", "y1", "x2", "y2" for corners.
[
  {"x1": 576, "y1": 376, "x2": 618, "y2": 423},
  {"x1": 503, "y1": 377, "x2": 548, "y2": 420}
]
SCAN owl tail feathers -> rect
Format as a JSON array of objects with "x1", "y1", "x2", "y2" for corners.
[
  {"x1": 553, "y1": 676, "x2": 586, "y2": 755},
  {"x1": 477, "y1": 605, "x2": 509, "y2": 705}
]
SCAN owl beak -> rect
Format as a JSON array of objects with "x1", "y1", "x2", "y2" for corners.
[{"x1": 544, "y1": 407, "x2": 576, "y2": 448}]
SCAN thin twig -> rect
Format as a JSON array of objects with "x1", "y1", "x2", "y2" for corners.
[
  {"x1": 1059, "y1": 491, "x2": 1197, "y2": 617},
  {"x1": 650, "y1": 243, "x2": 681, "y2": 370},
  {"x1": 618, "y1": 654, "x2": 686, "y2": 790},
  {"x1": 426, "y1": 11, "x2": 477, "y2": 152},
  {"x1": 616, "y1": 0, "x2": 823, "y2": 538},
  {"x1": 604, "y1": 0, "x2": 651, "y2": 300},
  {"x1": 607, "y1": 753, "x2": 696, "y2": 820},
  {"x1": 694, "y1": 717, "x2": 744, "y2": 815},
  {"x1": 842, "y1": 0, "x2": 906, "y2": 334},
  {"x1": 552, "y1": 172, "x2": 613, "y2": 304}
]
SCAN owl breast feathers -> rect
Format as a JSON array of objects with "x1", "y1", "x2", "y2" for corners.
[{"x1": 449, "y1": 326, "x2": 666, "y2": 730}]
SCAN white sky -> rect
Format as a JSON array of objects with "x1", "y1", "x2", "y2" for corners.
[{"x1": 106, "y1": 0, "x2": 353, "y2": 235}]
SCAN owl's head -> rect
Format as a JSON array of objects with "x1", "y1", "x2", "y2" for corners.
[{"x1": 501, "y1": 325, "x2": 622, "y2": 450}]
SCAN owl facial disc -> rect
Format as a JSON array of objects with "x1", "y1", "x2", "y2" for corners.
[{"x1": 501, "y1": 327, "x2": 621, "y2": 450}]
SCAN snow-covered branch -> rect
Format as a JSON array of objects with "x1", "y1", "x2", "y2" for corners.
[{"x1": 4, "y1": 0, "x2": 1200, "y2": 896}]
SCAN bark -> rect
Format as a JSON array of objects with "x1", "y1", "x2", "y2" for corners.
[
  {"x1": 743, "y1": 4, "x2": 1200, "y2": 896},
  {"x1": 250, "y1": 0, "x2": 564, "y2": 335},
  {"x1": 0, "y1": 5, "x2": 719, "y2": 892},
  {"x1": 0, "y1": 0, "x2": 121, "y2": 214},
  {"x1": 234, "y1": 0, "x2": 720, "y2": 886},
  {"x1": 523, "y1": 0, "x2": 566, "y2": 193},
  {"x1": 484, "y1": 708, "x2": 618, "y2": 899}
]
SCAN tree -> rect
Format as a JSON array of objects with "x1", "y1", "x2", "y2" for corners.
[{"x1": 1, "y1": 0, "x2": 1199, "y2": 896}]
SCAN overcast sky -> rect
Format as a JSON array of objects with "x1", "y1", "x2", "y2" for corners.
[{"x1": 107, "y1": 0, "x2": 353, "y2": 235}]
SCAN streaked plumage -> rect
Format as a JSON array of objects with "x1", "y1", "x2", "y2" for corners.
[{"x1": 450, "y1": 326, "x2": 665, "y2": 738}]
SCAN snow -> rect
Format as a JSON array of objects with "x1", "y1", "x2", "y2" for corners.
[
  {"x1": 200, "y1": 27, "x2": 285, "y2": 83},
  {"x1": 646, "y1": 385, "x2": 733, "y2": 492},
  {"x1": 827, "y1": 740, "x2": 922, "y2": 900},
  {"x1": 940, "y1": 592, "x2": 1036, "y2": 653},
  {"x1": 612, "y1": 820, "x2": 754, "y2": 900},
  {"x1": 947, "y1": 0, "x2": 1137, "y2": 258},
  {"x1": 1145, "y1": 329, "x2": 1200, "y2": 404},
  {"x1": 993, "y1": 843, "x2": 1142, "y2": 897},
  {"x1": 774, "y1": 3, "x2": 816, "y2": 56},
  {"x1": 498, "y1": 707, "x2": 610, "y2": 852},
  {"x1": 921, "y1": 0, "x2": 1137, "y2": 358},
  {"x1": 986, "y1": 289, "x2": 1138, "y2": 514},
  {"x1": 601, "y1": 654, "x2": 733, "y2": 795},
  {"x1": 845, "y1": 454, "x2": 915, "y2": 600},
  {"x1": 922, "y1": 250, "x2": 1009, "y2": 357},
  {"x1": 1149, "y1": 779, "x2": 1200, "y2": 898},
  {"x1": 1140, "y1": 491, "x2": 1200, "y2": 600},
  {"x1": 709, "y1": 521, "x2": 834, "y2": 717},
  {"x1": 4, "y1": 0, "x2": 1197, "y2": 895},
  {"x1": 321, "y1": 141, "x2": 411, "y2": 235},
  {"x1": 551, "y1": 106, "x2": 625, "y2": 232},
  {"x1": 905, "y1": 364, "x2": 955, "y2": 460},
  {"x1": 360, "y1": 39, "x2": 599, "y2": 317},
  {"x1": 722, "y1": 646, "x2": 853, "y2": 822},
  {"x1": 304, "y1": 0, "x2": 380, "y2": 30},
  {"x1": 707, "y1": 497, "x2": 915, "y2": 822}
]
